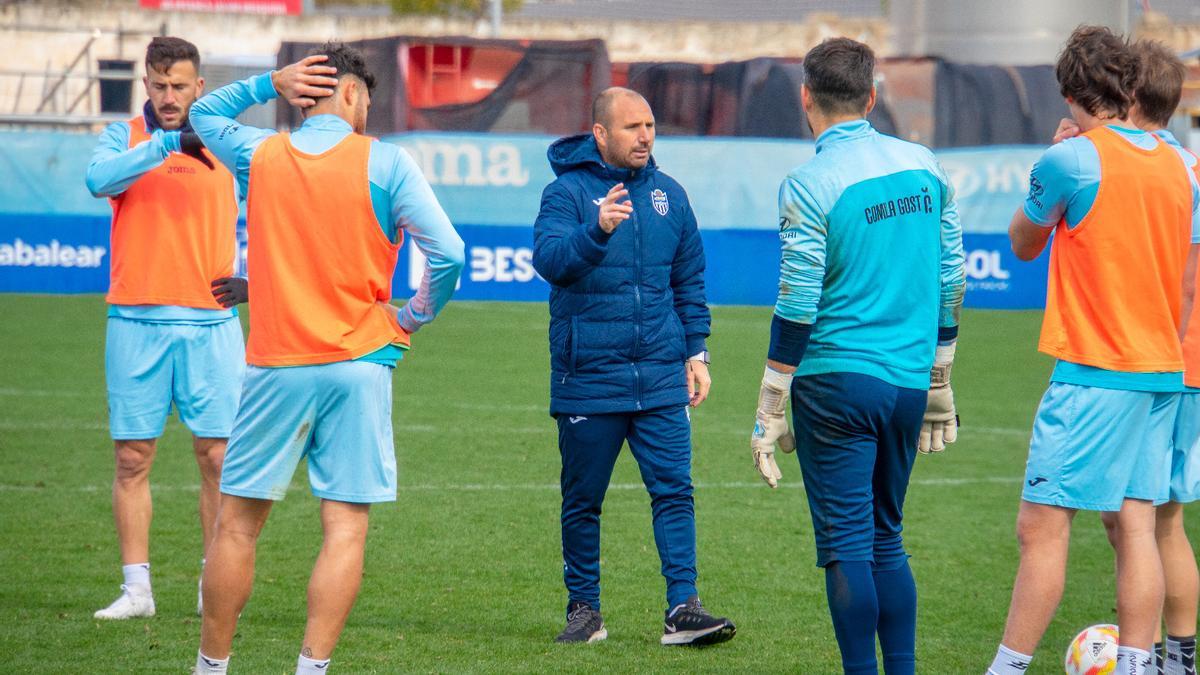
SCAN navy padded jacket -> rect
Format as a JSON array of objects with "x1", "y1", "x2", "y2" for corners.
[{"x1": 533, "y1": 134, "x2": 710, "y2": 415}]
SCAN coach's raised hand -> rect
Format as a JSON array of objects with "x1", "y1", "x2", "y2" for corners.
[
  {"x1": 598, "y1": 182, "x2": 633, "y2": 233},
  {"x1": 271, "y1": 55, "x2": 339, "y2": 109}
]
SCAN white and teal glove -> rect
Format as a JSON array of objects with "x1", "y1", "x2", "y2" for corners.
[
  {"x1": 919, "y1": 343, "x2": 958, "y2": 454},
  {"x1": 751, "y1": 366, "x2": 795, "y2": 488}
]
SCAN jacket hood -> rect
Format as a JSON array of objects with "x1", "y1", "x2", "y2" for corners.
[{"x1": 547, "y1": 133, "x2": 658, "y2": 181}]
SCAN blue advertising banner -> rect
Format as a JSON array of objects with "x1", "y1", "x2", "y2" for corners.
[{"x1": 0, "y1": 129, "x2": 1054, "y2": 308}]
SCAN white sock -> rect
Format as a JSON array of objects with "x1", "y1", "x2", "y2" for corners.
[
  {"x1": 988, "y1": 644, "x2": 1033, "y2": 675},
  {"x1": 1116, "y1": 646, "x2": 1153, "y2": 675},
  {"x1": 122, "y1": 563, "x2": 150, "y2": 590},
  {"x1": 195, "y1": 651, "x2": 228, "y2": 674},
  {"x1": 296, "y1": 654, "x2": 330, "y2": 673}
]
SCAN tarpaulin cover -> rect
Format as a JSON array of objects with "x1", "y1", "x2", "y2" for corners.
[
  {"x1": 277, "y1": 36, "x2": 609, "y2": 136},
  {"x1": 934, "y1": 62, "x2": 1069, "y2": 147},
  {"x1": 625, "y1": 58, "x2": 899, "y2": 139}
]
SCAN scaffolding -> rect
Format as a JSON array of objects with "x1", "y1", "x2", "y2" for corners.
[{"x1": 0, "y1": 20, "x2": 163, "y2": 130}]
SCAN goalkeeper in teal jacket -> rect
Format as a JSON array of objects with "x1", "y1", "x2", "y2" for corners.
[{"x1": 749, "y1": 38, "x2": 965, "y2": 675}]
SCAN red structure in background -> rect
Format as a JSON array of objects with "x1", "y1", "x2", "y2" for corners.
[
  {"x1": 277, "y1": 36, "x2": 610, "y2": 136},
  {"x1": 404, "y1": 42, "x2": 527, "y2": 109},
  {"x1": 139, "y1": 0, "x2": 302, "y2": 15},
  {"x1": 272, "y1": 35, "x2": 1068, "y2": 145}
]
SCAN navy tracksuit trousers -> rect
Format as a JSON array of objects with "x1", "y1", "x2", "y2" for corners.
[{"x1": 557, "y1": 405, "x2": 697, "y2": 612}]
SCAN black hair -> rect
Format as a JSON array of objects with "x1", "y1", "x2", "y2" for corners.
[
  {"x1": 308, "y1": 41, "x2": 376, "y2": 94},
  {"x1": 145, "y1": 36, "x2": 200, "y2": 74},
  {"x1": 802, "y1": 37, "x2": 876, "y2": 116}
]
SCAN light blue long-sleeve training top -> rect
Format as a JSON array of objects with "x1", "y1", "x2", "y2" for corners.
[
  {"x1": 85, "y1": 105, "x2": 238, "y2": 324},
  {"x1": 1023, "y1": 125, "x2": 1200, "y2": 392},
  {"x1": 188, "y1": 72, "x2": 466, "y2": 367},
  {"x1": 775, "y1": 119, "x2": 965, "y2": 390}
]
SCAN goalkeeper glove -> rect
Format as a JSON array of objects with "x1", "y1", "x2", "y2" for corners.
[
  {"x1": 180, "y1": 132, "x2": 215, "y2": 170},
  {"x1": 751, "y1": 366, "x2": 795, "y2": 488},
  {"x1": 919, "y1": 342, "x2": 958, "y2": 454}
]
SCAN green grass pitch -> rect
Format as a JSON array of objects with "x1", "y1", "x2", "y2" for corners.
[{"x1": 0, "y1": 294, "x2": 1193, "y2": 673}]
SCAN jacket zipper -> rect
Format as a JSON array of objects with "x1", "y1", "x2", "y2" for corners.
[{"x1": 632, "y1": 182, "x2": 643, "y2": 411}]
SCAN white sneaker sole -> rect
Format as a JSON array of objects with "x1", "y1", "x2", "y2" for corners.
[
  {"x1": 660, "y1": 622, "x2": 735, "y2": 646},
  {"x1": 93, "y1": 606, "x2": 155, "y2": 620},
  {"x1": 587, "y1": 627, "x2": 608, "y2": 643}
]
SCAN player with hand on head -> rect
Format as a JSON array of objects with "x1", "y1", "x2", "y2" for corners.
[
  {"x1": 85, "y1": 36, "x2": 247, "y2": 621},
  {"x1": 751, "y1": 37, "x2": 964, "y2": 675},
  {"x1": 989, "y1": 27, "x2": 1200, "y2": 675},
  {"x1": 186, "y1": 43, "x2": 465, "y2": 675}
]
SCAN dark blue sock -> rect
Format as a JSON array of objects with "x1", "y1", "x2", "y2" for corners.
[
  {"x1": 874, "y1": 562, "x2": 917, "y2": 675},
  {"x1": 825, "y1": 561, "x2": 879, "y2": 675}
]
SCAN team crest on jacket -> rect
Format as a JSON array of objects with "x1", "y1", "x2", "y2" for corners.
[{"x1": 651, "y1": 189, "x2": 669, "y2": 216}]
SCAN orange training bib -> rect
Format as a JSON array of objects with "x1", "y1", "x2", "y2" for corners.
[{"x1": 244, "y1": 132, "x2": 409, "y2": 367}]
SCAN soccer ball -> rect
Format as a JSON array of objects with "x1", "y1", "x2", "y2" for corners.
[{"x1": 1064, "y1": 624, "x2": 1119, "y2": 675}]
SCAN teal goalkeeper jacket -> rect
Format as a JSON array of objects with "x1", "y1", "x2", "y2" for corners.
[{"x1": 777, "y1": 119, "x2": 965, "y2": 390}]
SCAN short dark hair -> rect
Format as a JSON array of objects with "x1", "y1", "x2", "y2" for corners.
[
  {"x1": 146, "y1": 36, "x2": 200, "y2": 74},
  {"x1": 308, "y1": 41, "x2": 376, "y2": 95},
  {"x1": 1132, "y1": 39, "x2": 1185, "y2": 127},
  {"x1": 802, "y1": 37, "x2": 875, "y2": 116},
  {"x1": 1055, "y1": 25, "x2": 1139, "y2": 119}
]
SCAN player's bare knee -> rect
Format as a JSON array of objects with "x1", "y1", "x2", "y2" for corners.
[
  {"x1": 1111, "y1": 502, "x2": 1158, "y2": 542},
  {"x1": 214, "y1": 511, "x2": 269, "y2": 543},
  {"x1": 1155, "y1": 502, "x2": 1184, "y2": 540},
  {"x1": 319, "y1": 502, "x2": 370, "y2": 540},
  {"x1": 114, "y1": 440, "x2": 156, "y2": 481},
  {"x1": 1099, "y1": 514, "x2": 1120, "y2": 548},
  {"x1": 193, "y1": 438, "x2": 226, "y2": 478},
  {"x1": 1014, "y1": 510, "x2": 1068, "y2": 550},
  {"x1": 216, "y1": 524, "x2": 263, "y2": 547}
]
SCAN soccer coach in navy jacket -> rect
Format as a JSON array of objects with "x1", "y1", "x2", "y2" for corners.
[{"x1": 533, "y1": 87, "x2": 735, "y2": 647}]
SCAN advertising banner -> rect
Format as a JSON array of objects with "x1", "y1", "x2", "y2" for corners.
[
  {"x1": 138, "y1": 0, "x2": 303, "y2": 15},
  {"x1": 0, "y1": 129, "x2": 1054, "y2": 308}
]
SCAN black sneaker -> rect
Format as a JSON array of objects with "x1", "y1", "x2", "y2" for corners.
[
  {"x1": 660, "y1": 597, "x2": 735, "y2": 646},
  {"x1": 555, "y1": 601, "x2": 607, "y2": 643}
]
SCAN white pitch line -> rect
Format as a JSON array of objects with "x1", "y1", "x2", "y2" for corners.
[
  {"x1": 0, "y1": 419, "x2": 1032, "y2": 441},
  {"x1": 439, "y1": 401, "x2": 547, "y2": 413},
  {"x1": 0, "y1": 476, "x2": 1020, "y2": 494},
  {"x1": 0, "y1": 420, "x2": 108, "y2": 431},
  {"x1": 0, "y1": 389, "x2": 1036, "y2": 440},
  {"x1": 0, "y1": 387, "x2": 97, "y2": 398}
]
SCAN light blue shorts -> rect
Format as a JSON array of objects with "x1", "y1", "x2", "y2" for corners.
[
  {"x1": 1023, "y1": 383, "x2": 1178, "y2": 511},
  {"x1": 1170, "y1": 392, "x2": 1200, "y2": 503},
  {"x1": 105, "y1": 317, "x2": 245, "y2": 440},
  {"x1": 220, "y1": 361, "x2": 396, "y2": 504}
]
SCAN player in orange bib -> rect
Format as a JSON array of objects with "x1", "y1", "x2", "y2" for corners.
[
  {"x1": 85, "y1": 37, "x2": 246, "y2": 621},
  {"x1": 187, "y1": 44, "x2": 465, "y2": 674},
  {"x1": 1050, "y1": 39, "x2": 1200, "y2": 674},
  {"x1": 1129, "y1": 40, "x2": 1200, "y2": 675},
  {"x1": 988, "y1": 28, "x2": 1200, "y2": 675}
]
